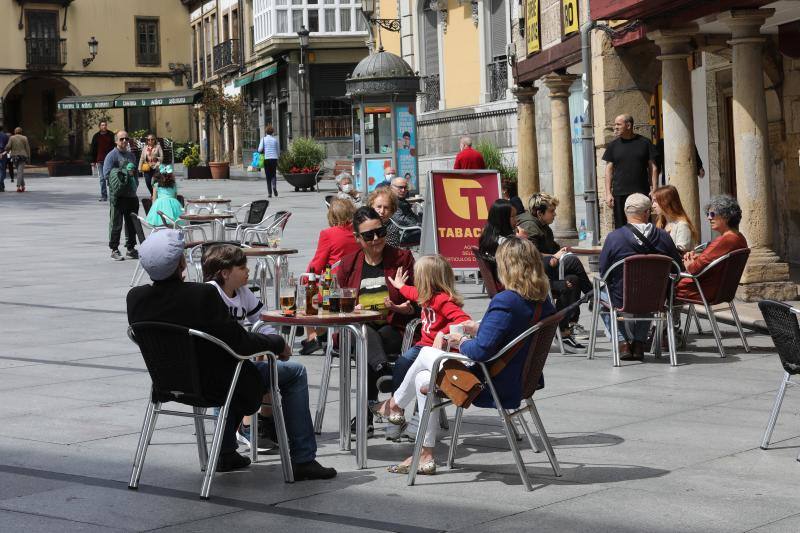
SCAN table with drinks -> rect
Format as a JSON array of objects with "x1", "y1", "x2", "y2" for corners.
[
  {"x1": 241, "y1": 246, "x2": 298, "y2": 310},
  {"x1": 253, "y1": 276, "x2": 379, "y2": 469}
]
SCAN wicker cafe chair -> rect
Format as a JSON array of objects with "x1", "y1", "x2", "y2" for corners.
[
  {"x1": 225, "y1": 199, "x2": 270, "y2": 240},
  {"x1": 758, "y1": 301, "x2": 800, "y2": 454},
  {"x1": 470, "y1": 246, "x2": 503, "y2": 298},
  {"x1": 388, "y1": 218, "x2": 422, "y2": 249},
  {"x1": 407, "y1": 303, "x2": 576, "y2": 490},
  {"x1": 587, "y1": 255, "x2": 682, "y2": 367},
  {"x1": 126, "y1": 322, "x2": 294, "y2": 499},
  {"x1": 677, "y1": 248, "x2": 751, "y2": 358}
]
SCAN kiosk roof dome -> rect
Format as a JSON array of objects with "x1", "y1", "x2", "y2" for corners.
[{"x1": 346, "y1": 49, "x2": 420, "y2": 97}]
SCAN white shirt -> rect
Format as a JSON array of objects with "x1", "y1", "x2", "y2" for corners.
[
  {"x1": 258, "y1": 134, "x2": 280, "y2": 160},
  {"x1": 207, "y1": 281, "x2": 263, "y2": 327}
]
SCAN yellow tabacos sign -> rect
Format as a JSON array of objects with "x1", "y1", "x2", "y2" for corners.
[
  {"x1": 563, "y1": 0, "x2": 579, "y2": 35},
  {"x1": 526, "y1": 0, "x2": 540, "y2": 55}
]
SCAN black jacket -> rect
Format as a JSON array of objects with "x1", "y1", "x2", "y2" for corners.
[
  {"x1": 127, "y1": 279, "x2": 284, "y2": 400},
  {"x1": 517, "y1": 213, "x2": 560, "y2": 255}
]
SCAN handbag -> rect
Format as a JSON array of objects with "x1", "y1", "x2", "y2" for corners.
[
  {"x1": 436, "y1": 303, "x2": 543, "y2": 408},
  {"x1": 141, "y1": 162, "x2": 151, "y2": 172}
]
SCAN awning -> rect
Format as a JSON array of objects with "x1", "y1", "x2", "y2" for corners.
[
  {"x1": 57, "y1": 89, "x2": 201, "y2": 110},
  {"x1": 234, "y1": 63, "x2": 277, "y2": 87}
]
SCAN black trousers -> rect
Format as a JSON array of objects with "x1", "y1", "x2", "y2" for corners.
[
  {"x1": 109, "y1": 196, "x2": 139, "y2": 251},
  {"x1": 545, "y1": 254, "x2": 592, "y2": 329},
  {"x1": 264, "y1": 159, "x2": 278, "y2": 196},
  {"x1": 364, "y1": 324, "x2": 403, "y2": 406}
]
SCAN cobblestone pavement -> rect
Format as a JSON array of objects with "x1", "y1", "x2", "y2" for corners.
[{"x1": 1, "y1": 175, "x2": 799, "y2": 532}]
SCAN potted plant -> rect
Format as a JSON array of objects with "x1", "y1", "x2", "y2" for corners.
[
  {"x1": 277, "y1": 137, "x2": 326, "y2": 191},
  {"x1": 183, "y1": 144, "x2": 211, "y2": 179},
  {"x1": 197, "y1": 85, "x2": 245, "y2": 178},
  {"x1": 40, "y1": 121, "x2": 92, "y2": 176}
]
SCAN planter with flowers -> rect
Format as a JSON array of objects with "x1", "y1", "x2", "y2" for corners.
[{"x1": 277, "y1": 137, "x2": 325, "y2": 192}]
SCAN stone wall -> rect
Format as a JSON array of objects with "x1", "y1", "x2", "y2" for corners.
[{"x1": 778, "y1": 56, "x2": 800, "y2": 265}]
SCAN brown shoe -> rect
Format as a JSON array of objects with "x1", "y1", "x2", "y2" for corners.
[
  {"x1": 630, "y1": 341, "x2": 645, "y2": 361},
  {"x1": 618, "y1": 341, "x2": 636, "y2": 360}
]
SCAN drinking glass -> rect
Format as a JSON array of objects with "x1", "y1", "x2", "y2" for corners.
[
  {"x1": 328, "y1": 288, "x2": 342, "y2": 313},
  {"x1": 279, "y1": 275, "x2": 296, "y2": 316},
  {"x1": 267, "y1": 227, "x2": 282, "y2": 248},
  {"x1": 339, "y1": 287, "x2": 357, "y2": 314}
]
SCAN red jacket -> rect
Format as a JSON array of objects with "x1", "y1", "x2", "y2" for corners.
[
  {"x1": 399, "y1": 286, "x2": 471, "y2": 347},
  {"x1": 337, "y1": 246, "x2": 417, "y2": 330},
  {"x1": 454, "y1": 147, "x2": 486, "y2": 170},
  {"x1": 306, "y1": 224, "x2": 361, "y2": 274},
  {"x1": 677, "y1": 231, "x2": 748, "y2": 302}
]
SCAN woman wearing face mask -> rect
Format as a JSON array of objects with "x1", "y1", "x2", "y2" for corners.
[{"x1": 335, "y1": 172, "x2": 360, "y2": 205}]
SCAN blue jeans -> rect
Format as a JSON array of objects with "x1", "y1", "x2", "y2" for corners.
[
  {"x1": 97, "y1": 164, "x2": 108, "y2": 199},
  {"x1": 222, "y1": 359, "x2": 316, "y2": 464},
  {"x1": 0, "y1": 156, "x2": 6, "y2": 189},
  {"x1": 600, "y1": 290, "x2": 650, "y2": 343},
  {"x1": 392, "y1": 344, "x2": 423, "y2": 392}
]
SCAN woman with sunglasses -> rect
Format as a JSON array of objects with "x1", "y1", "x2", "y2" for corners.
[
  {"x1": 138, "y1": 132, "x2": 163, "y2": 195},
  {"x1": 676, "y1": 194, "x2": 747, "y2": 301},
  {"x1": 337, "y1": 206, "x2": 418, "y2": 437}
]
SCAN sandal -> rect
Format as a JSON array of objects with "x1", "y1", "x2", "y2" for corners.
[
  {"x1": 387, "y1": 460, "x2": 436, "y2": 475},
  {"x1": 369, "y1": 400, "x2": 405, "y2": 426}
]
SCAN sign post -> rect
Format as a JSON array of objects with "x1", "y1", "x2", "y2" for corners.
[{"x1": 420, "y1": 170, "x2": 502, "y2": 270}]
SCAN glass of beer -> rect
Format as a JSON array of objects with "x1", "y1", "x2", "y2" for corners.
[
  {"x1": 339, "y1": 287, "x2": 357, "y2": 314},
  {"x1": 328, "y1": 288, "x2": 341, "y2": 313},
  {"x1": 267, "y1": 227, "x2": 282, "y2": 248},
  {"x1": 279, "y1": 276, "x2": 296, "y2": 316}
]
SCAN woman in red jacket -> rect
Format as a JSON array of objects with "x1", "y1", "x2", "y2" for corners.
[
  {"x1": 300, "y1": 198, "x2": 361, "y2": 355},
  {"x1": 677, "y1": 195, "x2": 747, "y2": 301},
  {"x1": 337, "y1": 206, "x2": 418, "y2": 436}
]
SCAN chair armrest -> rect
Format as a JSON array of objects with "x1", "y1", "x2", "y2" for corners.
[{"x1": 188, "y1": 328, "x2": 274, "y2": 362}]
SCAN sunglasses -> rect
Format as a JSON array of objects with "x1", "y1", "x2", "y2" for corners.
[
  {"x1": 392, "y1": 184, "x2": 408, "y2": 190},
  {"x1": 119, "y1": 137, "x2": 130, "y2": 141},
  {"x1": 358, "y1": 225, "x2": 387, "y2": 241},
  {"x1": 707, "y1": 211, "x2": 716, "y2": 219}
]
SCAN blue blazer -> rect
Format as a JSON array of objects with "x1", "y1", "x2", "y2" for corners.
[{"x1": 460, "y1": 290, "x2": 555, "y2": 409}]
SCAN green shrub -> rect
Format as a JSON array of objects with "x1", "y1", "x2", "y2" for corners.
[
  {"x1": 277, "y1": 137, "x2": 326, "y2": 174},
  {"x1": 475, "y1": 140, "x2": 517, "y2": 183},
  {"x1": 182, "y1": 145, "x2": 201, "y2": 168},
  {"x1": 174, "y1": 142, "x2": 198, "y2": 164}
]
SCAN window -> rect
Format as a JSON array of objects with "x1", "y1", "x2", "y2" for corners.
[
  {"x1": 313, "y1": 99, "x2": 352, "y2": 138},
  {"x1": 135, "y1": 17, "x2": 160, "y2": 66},
  {"x1": 254, "y1": 0, "x2": 365, "y2": 42}
]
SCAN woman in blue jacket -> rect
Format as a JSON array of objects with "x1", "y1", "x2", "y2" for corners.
[{"x1": 374, "y1": 237, "x2": 555, "y2": 474}]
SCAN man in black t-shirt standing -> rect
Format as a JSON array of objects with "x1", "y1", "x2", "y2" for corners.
[{"x1": 602, "y1": 114, "x2": 658, "y2": 228}]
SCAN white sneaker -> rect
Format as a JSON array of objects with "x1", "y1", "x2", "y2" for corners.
[
  {"x1": 562, "y1": 335, "x2": 587, "y2": 354},
  {"x1": 571, "y1": 324, "x2": 589, "y2": 339}
]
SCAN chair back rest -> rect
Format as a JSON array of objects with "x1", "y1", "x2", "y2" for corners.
[
  {"x1": 519, "y1": 306, "x2": 572, "y2": 399},
  {"x1": 247, "y1": 199, "x2": 269, "y2": 224},
  {"x1": 132, "y1": 216, "x2": 147, "y2": 245},
  {"x1": 699, "y1": 248, "x2": 750, "y2": 304},
  {"x1": 141, "y1": 197, "x2": 153, "y2": 215},
  {"x1": 470, "y1": 246, "x2": 502, "y2": 298},
  {"x1": 128, "y1": 322, "x2": 222, "y2": 407},
  {"x1": 758, "y1": 300, "x2": 800, "y2": 375},
  {"x1": 620, "y1": 254, "x2": 675, "y2": 314},
  {"x1": 325, "y1": 195, "x2": 335, "y2": 208},
  {"x1": 275, "y1": 211, "x2": 291, "y2": 231},
  {"x1": 177, "y1": 194, "x2": 185, "y2": 207}
]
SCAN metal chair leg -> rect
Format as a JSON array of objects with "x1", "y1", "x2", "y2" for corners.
[
  {"x1": 610, "y1": 308, "x2": 621, "y2": 367},
  {"x1": 438, "y1": 407, "x2": 449, "y2": 431},
  {"x1": 447, "y1": 407, "x2": 463, "y2": 469},
  {"x1": 761, "y1": 372, "x2": 790, "y2": 450},
  {"x1": 526, "y1": 399, "x2": 562, "y2": 477},
  {"x1": 666, "y1": 309, "x2": 678, "y2": 367},
  {"x1": 314, "y1": 338, "x2": 335, "y2": 434},
  {"x1": 269, "y1": 357, "x2": 295, "y2": 483},
  {"x1": 193, "y1": 407, "x2": 209, "y2": 471},
  {"x1": 250, "y1": 405, "x2": 259, "y2": 463},
  {"x1": 499, "y1": 408, "x2": 532, "y2": 491},
  {"x1": 555, "y1": 325, "x2": 566, "y2": 355},
  {"x1": 682, "y1": 304, "x2": 694, "y2": 347},
  {"x1": 200, "y1": 402, "x2": 231, "y2": 499},
  {"x1": 703, "y1": 302, "x2": 726, "y2": 358},
  {"x1": 129, "y1": 401, "x2": 157, "y2": 489},
  {"x1": 693, "y1": 306, "x2": 703, "y2": 334},
  {"x1": 588, "y1": 290, "x2": 601, "y2": 360},
  {"x1": 729, "y1": 301, "x2": 750, "y2": 353},
  {"x1": 517, "y1": 411, "x2": 542, "y2": 453}
]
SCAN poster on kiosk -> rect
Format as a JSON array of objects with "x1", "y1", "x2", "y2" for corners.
[{"x1": 420, "y1": 170, "x2": 502, "y2": 270}]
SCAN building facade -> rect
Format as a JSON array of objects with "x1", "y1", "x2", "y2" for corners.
[{"x1": 1, "y1": 0, "x2": 194, "y2": 161}]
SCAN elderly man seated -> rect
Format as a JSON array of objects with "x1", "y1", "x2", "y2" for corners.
[
  {"x1": 126, "y1": 230, "x2": 336, "y2": 480},
  {"x1": 389, "y1": 175, "x2": 422, "y2": 246},
  {"x1": 599, "y1": 193, "x2": 682, "y2": 361}
]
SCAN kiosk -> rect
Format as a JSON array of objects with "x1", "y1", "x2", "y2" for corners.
[{"x1": 345, "y1": 50, "x2": 421, "y2": 197}]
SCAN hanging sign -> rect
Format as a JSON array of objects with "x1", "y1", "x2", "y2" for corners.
[
  {"x1": 526, "y1": 0, "x2": 540, "y2": 55},
  {"x1": 562, "y1": 0, "x2": 579, "y2": 36}
]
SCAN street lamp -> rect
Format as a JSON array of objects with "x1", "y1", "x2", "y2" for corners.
[
  {"x1": 297, "y1": 25, "x2": 311, "y2": 136},
  {"x1": 360, "y1": 0, "x2": 400, "y2": 53},
  {"x1": 82, "y1": 36, "x2": 98, "y2": 67}
]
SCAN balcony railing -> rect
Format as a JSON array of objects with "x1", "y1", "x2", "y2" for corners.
[
  {"x1": 488, "y1": 58, "x2": 508, "y2": 102},
  {"x1": 423, "y1": 74, "x2": 440, "y2": 113},
  {"x1": 25, "y1": 37, "x2": 67, "y2": 69},
  {"x1": 213, "y1": 39, "x2": 240, "y2": 75}
]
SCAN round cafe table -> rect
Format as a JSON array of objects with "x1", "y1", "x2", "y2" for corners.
[
  {"x1": 179, "y1": 213, "x2": 233, "y2": 241},
  {"x1": 252, "y1": 309, "x2": 382, "y2": 469},
  {"x1": 241, "y1": 246, "x2": 298, "y2": 310}
]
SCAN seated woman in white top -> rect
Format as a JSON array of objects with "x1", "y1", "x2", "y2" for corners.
[{"x1": 652, "y1": 185, "x2": 698, "y2": 253}]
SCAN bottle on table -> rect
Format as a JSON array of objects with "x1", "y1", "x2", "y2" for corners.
[
  {"x1": 321, "y1": 267, "x2": 332, "y2": 311},
  {"x1": 305, "y1": 273, "x2": 319, "y2": 315},
  {"x1": 578, "y1": 219, "x2": 587, "y2": 242}
]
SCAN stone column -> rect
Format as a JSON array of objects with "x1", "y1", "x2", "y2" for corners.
[
  {"x1": 649, "y1": 28, "x2": 702, "y2": 234},
  {"x1": 720, "y1": 9, "x2": 795, "y2": 301},
  {"x1": 543, "y1": 73, "x2": 580, "y2": 242},
  {"x1": 513, "y1": 85, "x2": 539, "y2": 202}
]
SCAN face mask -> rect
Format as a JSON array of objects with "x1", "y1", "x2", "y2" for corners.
[
  {"x1": 341, "y1": 184, "x2": 353, "y2": 194},
  {"x1": 385, "y1": 174, "x2": 395, "y2": 181}
]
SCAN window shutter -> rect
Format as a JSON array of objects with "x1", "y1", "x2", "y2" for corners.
[
  {"x1": 423, "y1": 6, "x2": 439, "y2": 75},
  {"x1": 311, "y1": 64, "x2": 357, "y2": 98},
  {"x1": 489, "y1": 0, "x2": 507, "y2": 60}
]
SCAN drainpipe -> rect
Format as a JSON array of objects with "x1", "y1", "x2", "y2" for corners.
[{"x1": 580, "y1": 12, "x2": 601, "y2": 262}]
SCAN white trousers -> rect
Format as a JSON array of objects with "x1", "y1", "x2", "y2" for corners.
[{"x1": 393, "y1": 346, "x2": 454, "y2": 447}]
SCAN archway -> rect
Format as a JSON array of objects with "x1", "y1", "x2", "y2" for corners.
[{"x1": 2, "y1": 75, "x2": 76, "y2": 163}]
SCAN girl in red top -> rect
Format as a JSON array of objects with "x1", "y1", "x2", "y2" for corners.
[{"x1": 381, "y1": 255, "x2": 471, "y2": 395}]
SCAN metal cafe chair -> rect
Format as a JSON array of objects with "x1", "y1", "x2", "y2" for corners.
[
  {"x1": 224, "y1": 199, "x2": 270, "y2": 240},
  {"x1": 470, "y1": 245, "x2": 503, "y2": 298},
  {"x1": 758, "y1": 301, "x2": 800, "y2": 454},
  {"x1": 157, "y1": 211, "x2": 209, "y2": 242},
  {"x1": 388, "y1": 218, "x2": 422, "y2": 249},
  {"x1": 676, "y1": 248, "x2": 751, "y2": 358},
  {"x1": 587, "y1": 254, "x2": 682, "y2": 367},
  {"x1": 407, "y1": 304, "x2": 575, "y2": 490},
  {"x1": 129, "y1": 216, "x2": 166, "y2": 287},
  {"x1": 126, "y1": 322, "x2": 294, "y2": 499}
]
